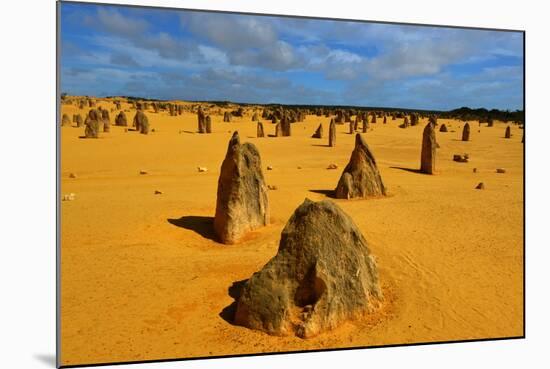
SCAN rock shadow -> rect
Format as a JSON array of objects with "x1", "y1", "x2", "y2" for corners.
[
  {"x1": 167, "y1": 216, "x2": 217, "y2": 241},
  {"x1": 219, "y1": 278, "x2": 249, "y2": 324},
  {"x1": 308, "y1": 189, "x2": 336, "y2": 198},
  {"x1": 389, "y1": 166, "x2": 429, "y2": 175}
]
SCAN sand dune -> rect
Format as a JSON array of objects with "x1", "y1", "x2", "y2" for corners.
[{"x1": 59, "y1": 99, "x2": 523, "y2": 366}]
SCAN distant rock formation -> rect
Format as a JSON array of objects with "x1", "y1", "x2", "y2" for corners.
[
  {"x1": 101, "y1": 109, "x2": 111, "y2": 132},
  {"x1": 198, "y1": 107, "x2": 206, "y2": 133},
  {"x1": 115, "y1": 111, "x2": 127, "y2": 126},
  {"x1": 133, "y1": 110, "x2": 149, "y2": 134},
  {"x1": 439, "y1": 124, "x2": 448, "y2": 132},
  {"x1": 223, "y1": 111, "x2": 232, "y2": 122},
  {"x1": 334, "y1": 134, "x2": 387, "y2": 199},
  {"x1": 205, "y1": 116, "x2": 212, "y2": 133},
  {"x1": 312, "y1": 124, "x2": 323, "y2": 138},
  {"x1": 84, "y1": 109, "x2": 101, "y2": 138},
  {"x1": 329, "y1": 119, "x2": 336, "y2": 147},
  {"x1": 234, "y1": 198, "x2": 382, "y2": 338},
  {"x1": 61, "y1": 114, "x2": 71, "y2": 126},
  {"x1": 420, "y1": 122, "x2": 436, "y2": 174},
  {"x1": 505, "y1": 126, "x2": 511, "y2": 138},
  {"x1": 75, "y1": 114, "x2": 83, "y2": 127},
  {"x1": 462, "y1": 122, "x2": 470, "y2": 141},
  {"x1": 213, "y1": 131, "x2": 269, "y2": 244},
  {"x1": 257, "y1": 122, "x2": 265, "y2": 137}
]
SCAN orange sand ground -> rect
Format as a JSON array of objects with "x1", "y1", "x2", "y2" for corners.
[{"x1": 60, "y1": 99, "x2": 523, "y2": 366}]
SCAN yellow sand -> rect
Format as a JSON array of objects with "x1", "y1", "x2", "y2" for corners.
[{"x1": 60, "y1": 99, "x2": 523, "y2": 366}]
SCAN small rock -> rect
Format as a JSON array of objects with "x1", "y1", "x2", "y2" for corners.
[
  {"x1": 473, "y1": 168, "x2": 477, "y2": 173},
  {"x1": 139, "y1": 170, "x2": 148, "y2": 175},
  {"x1": 154, "y1": 190, "x2": 162, "y2": 195},
  {"x1": 267, "y1": 166, "x2": 273, "y2": 170},
  {"x1": 69, "y1": 173, "x2": 77, "y2": 178},
  {"x1": 475, "y1": 182, "x2": 485, "y2": 190},
  {"x1": 151, "y1": 128, "x2": 156, "y2": 133},
  {"x1": 496, "y1": 168, "x2": 506, "y2": 174},
  {"x1": 268, "y1": 185, "x2": 278, "y2": 190},
  {"x1": 197, "y1": 167, "x2": 208, "y2": 173},
  {"x1": 453, "y1": 154, "x2": 468, "y2": 163},
  {"x1": 297, "y1": 166, "x2": 302, "y2": 169},
  {"x1": 62, "y1": 193, "x2": 76, "y2": 201},
  {"x1": 327, "y1": 164, "x2": 338, "y2": 170}
]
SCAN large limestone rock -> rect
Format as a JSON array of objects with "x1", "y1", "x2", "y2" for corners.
[
  {"x1": 61, "y1": 114, "x2": 71, "y2": 126},
  {"x1": 311, "y1": 123, "x2": 323, "y2": 138},
  {"x1": 334, "y1": 134, "x2": 387, "y2": 199},
  {"x1": 234, "y1": 198, "x2": 382, "y2": 338},
  {"x1": 74, "y1": 114, "x2": 83, "y2": 128},
  {"x1": 133, "y1": 110, "x2": 149, "y2": 134},
  {"x1": 115, "y1": 111, "x2": 128, "y2": 126},
  {"x1": 505, "y1": 125, "x2": 511, "y2": 138},
  {"x1": 328, "y1": 119, "x2": 336, "y2": 147},
  {"x1": 462, "y1": 122, "x2": 470, "y2": 141},
  {"x1": 198, "y1": 107, "x2": 206, "y2": 133},
  {"x1": 84, "y1": 109, "x2": 101, "y2": 138},
  {"x1": 281, "y1": 117, "x2": 291, "y2": 137},
  {"x1": 257, "y1": 122, "x2": 265, "y2": 138},
  {"x1": 214, "y1": 131, "x2": 269, "y2": 244},
  {"x1": 205, "y1": 116, "x2": 212, "y2": 133},
  {"x1": 101, "y1": 109, "x2": 111, "y2": 132},
  {"x1": 420, "y1": 122, "x2": 436, "y2": 174}
]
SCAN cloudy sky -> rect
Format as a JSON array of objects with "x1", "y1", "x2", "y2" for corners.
[{"x1": 60, "y1": 3, "x2": 524, "y2": 111}]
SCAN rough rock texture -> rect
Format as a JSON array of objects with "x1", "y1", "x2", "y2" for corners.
[
  {"x1": 198, "y1": 107, "x2": 206, "y2": 133},
  {"x1": 101, "y1": 109, "x2": 110, "y2": 124},
  {"x1": 234, "y1": 198, "x2": 382, "y2": 338},
  {"x1": 505, "y1": 126, "x2": 511, "y2": 138},
  {"x1": 257, "y1": 122, "x2": 265, "y2": 138},
  {"x1": 75, "y1": 114, "x2": 83, "y2": 128},
  {"x1": 84, "y1": 109, "x2": 101, "y2": 138},
  {"x1": 213, "y1": 131, "x2": 269, "y2": 244},
  {"x1": 205, "y1": 116, "x2": 212, "y2": 134},
  {"x1": 223, "y1": 111, "x2": 232, "y2": 122},
  {"x1": 61, "y1": 114, "x2": 71, "y2": 126},
  {"x1": 420, "y1": 122, "x2": 436, "y2": 174},
  {"x1": 328, "y1": 119, "x2": 336, "y2": 147},
  {"x1": 101, "y1": 109, "x2": 111, "y2": 132},
  {"x1": 281, "y1": 118, "x2": 291, "y2": 137},
  {"x1": 275, "y1": 122, "x2": 282, "y2": 137},
  {"x1": 133, "y1": 110, "x2": 149, "y2": 134},
  {"x1": 462, "y1": 122, "x2": 470, "y2": 141},
  {"x1": 115, "y1": 111, "x2": 128, "y2": 126},
  {"x1": 311, "y1": 124, "x2": 323, "y2": 138},
  {"x1": 334, "y1": 134, "x2": 387, "y2": 199}
]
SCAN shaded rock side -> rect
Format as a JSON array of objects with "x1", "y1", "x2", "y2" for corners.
[
  {"x1": 334, "y1": 134, "x2": 387, "y2": 199},
  {"x1": 328, "y1": 119, "x2": 336, "y2": 147},
  {"x1": 462, "y1": 122, "x2": 470, "y2": 141},
  {"x1": 420, "y1": 122, "x2": 436, "y2": 174},
  {"x1": 133, "y1": 110, "x2": 149, "y2": 134},
  {"x1": 234, "y1": 198, "x2": 382, "y2": 338},
  {"x1": 213, "y1": 131, "x2": 269, "y2": 244},
  {"x1": 311, "y1": 123, "x2": 323, "y2": 138},
  {"x1": 257, "y1": 122, "x2": 265, "y2": 137}
]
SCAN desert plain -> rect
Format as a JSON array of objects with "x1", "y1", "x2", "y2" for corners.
[{"x1": 59, "y1": 98, "x2": 523, "y2": 366}]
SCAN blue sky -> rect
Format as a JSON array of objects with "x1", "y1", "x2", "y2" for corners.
[{"x1": 60, "y1": 3, "x2": 524, "y2": 111}]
